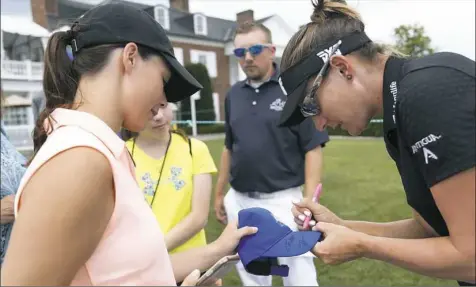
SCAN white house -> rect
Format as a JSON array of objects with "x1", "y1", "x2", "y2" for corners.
[{"x1": 1, "y1": 14, "x2": 49, "y2": 151}]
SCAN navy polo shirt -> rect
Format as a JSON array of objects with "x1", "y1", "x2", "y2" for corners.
[{"x1": 224, "y1": 65, "x2": 329, "y2": 193}]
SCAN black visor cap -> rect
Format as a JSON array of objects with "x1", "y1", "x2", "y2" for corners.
[
  {"x1": 278, "y1": 31, "x2": 372, "y2": 127},
  {"x1": 278, "y1": 82, "x2": 308, "y2": 126},
  {"x1": 73, "y1": 2, "x2": 202, "y2": 103}
]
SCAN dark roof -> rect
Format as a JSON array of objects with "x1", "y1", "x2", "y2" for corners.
[
  {"x1": 99, "y1": 0, "x2": 150, "y2": 10},
  {"x1": 47, "y1": 0, "x2": 90, "y2": 30},
  {"x1": 59, "y1": 0, "x2": 94, "y2": 10},
  {"x1": 53, "y1": 0, "x2": 273, "y2": 43}
]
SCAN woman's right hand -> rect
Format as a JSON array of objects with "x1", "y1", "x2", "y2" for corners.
[{"x1": 292, "y1": 198, "x2": 344, "y2": 230}]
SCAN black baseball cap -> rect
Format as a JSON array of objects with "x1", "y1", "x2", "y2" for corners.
[
  {"x1": 70, "y1": 2, "x2": 202, "y2": 103},
  {"x1": 278, "y1": 31, "x2": 371, "y2": 127}
]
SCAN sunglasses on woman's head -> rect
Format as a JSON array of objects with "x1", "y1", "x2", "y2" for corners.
[
  {"x1": 300, "y1": 40, "x2": 342, "y2": 118},
  {"x1": 233, "y1": 44, "x2": 271, "y2": 58}
]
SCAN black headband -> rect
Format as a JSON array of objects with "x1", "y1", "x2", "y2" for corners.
[{"x1": 278, "y1": 31, "x2": 371, "y2": 96}]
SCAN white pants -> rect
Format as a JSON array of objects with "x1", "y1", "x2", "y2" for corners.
[{"x1": 224, "y1": 186, "x2": 319, "y2": 286}]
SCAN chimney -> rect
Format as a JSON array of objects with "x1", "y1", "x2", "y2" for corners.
[
  {"x1": 170, "y1": 0, "x2": 189, "y2": 13},
  {"x1": 236, "y1": 10, "x2": 254, "y2": 25},
  {"x1": 31, "y1": 0, "x2": 58, "y2": 29}
]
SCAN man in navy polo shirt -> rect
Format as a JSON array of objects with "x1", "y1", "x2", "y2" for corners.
[{"x1": 213, "y1": 21, "x2": 329, "y2": 286}]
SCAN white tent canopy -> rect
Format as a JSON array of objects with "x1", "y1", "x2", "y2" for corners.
[{"x1": 1, "y1": 15, "x2": 50, "y2": 38}]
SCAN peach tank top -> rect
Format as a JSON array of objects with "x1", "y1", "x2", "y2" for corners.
[{"x1": 14, "y1": 108, "x2": 176, "y2": 286}]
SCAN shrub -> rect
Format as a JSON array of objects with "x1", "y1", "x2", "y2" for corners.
[{"x1": 180, "y1": 63, "x2": 215, "y2": 121}]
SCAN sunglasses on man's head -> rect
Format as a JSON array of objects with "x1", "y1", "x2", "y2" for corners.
[
  {"x1": 233, "y1": 44, "x2": 270, "y2": 58},
  {"x1": 300, "y1": 40, "x2": 342, "y2": 118}
]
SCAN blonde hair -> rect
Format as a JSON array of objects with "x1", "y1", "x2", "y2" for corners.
[{"x1": 281, "y1": 0, "x2": 406, "y2": 72}]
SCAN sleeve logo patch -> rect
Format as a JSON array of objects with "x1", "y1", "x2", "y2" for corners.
[
  {"x1": 411, "y1": 134, "x2": 442, "y2": 164},
  {"x1": 422, "y1": 147, "x2": 438, "y2": 164}
]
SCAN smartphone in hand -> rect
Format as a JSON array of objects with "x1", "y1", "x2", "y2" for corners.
[{"x1": 196, "y1": 254, "x2": 240, "y2": 286}]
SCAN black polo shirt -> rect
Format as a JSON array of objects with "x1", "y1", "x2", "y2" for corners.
[
  {"x1": 383, "y1": 52, "x2": 475, "y2": 240},
  {"x1": 224, "y1": 65, "x2": 329, "y2": 193}
]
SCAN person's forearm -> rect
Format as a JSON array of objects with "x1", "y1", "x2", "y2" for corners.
[
  {"x1": 1, "y1": 197, "x2": 15, "y2": 224},
  {"x1": 170, "y1": 242, "x2": 224, "y2": 283},
  {"x1": 215, "y1": 148, "x2": 230, "y2": 196},
  {"x1": 361, "y1": 235, "x2": 475, "y2": 283},
  {"x1": 304, "y1": 146, "x2": 323, "y2": 198},
  {"x1": 165, "y1": 213, "x2": 207, "y2": 251},
  {"x1": 343, "y1": 218, "x2": 431, "y2": 239}
]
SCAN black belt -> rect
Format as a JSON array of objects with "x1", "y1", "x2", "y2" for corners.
[{"x1": 240, "y1": 191, "x2": 276, "y2": 199}]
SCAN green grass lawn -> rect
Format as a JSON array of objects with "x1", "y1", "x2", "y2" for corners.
[{"x1": 202, "y1": 138, "x2": 456, "y2": 286}]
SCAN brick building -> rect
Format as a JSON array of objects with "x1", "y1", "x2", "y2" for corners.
[{"x1": 30, "y1": 0, "x2": 296, "y2": 121}]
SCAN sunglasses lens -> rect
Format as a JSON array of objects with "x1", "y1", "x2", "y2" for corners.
[
  {"x1": 233, "y1": 48, "x2": 246, "y2": 58},
  {"x1": 249, "y1": 45, "x2": 264, "y2": 56},
  {"x1": 301, "y1": 105, "x2": 319, "y2": 117},
  {"x1": 301, "y1": 88, "x2": 320, "y2": 117}
]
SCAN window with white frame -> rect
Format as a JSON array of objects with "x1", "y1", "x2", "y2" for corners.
[
  {"x1": 190, "y1": 50, "x2": 217, "y2": 78},
  {"x1": 173, "y1": 47, "x2": 184, "y2": 65},
  {"x1": 193, "y1": 14, "x2": 207, "y2": 36},
  {"x1": 3, "y1": 106, "x2": 30, "y2": 126},
  {"x1": 154, "y1": 6, "x2": 170, "y2": 30}
]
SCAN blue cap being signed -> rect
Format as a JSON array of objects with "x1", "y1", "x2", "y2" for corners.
[{"x1": 237, "y1": 207, "x2": 322, "y2": 277}]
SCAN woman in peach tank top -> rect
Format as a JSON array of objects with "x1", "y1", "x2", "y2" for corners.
[{"x1": 0, "y1": 3, "x2": 257, "y2": 286}]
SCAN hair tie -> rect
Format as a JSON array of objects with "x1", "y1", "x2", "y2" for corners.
[
  {"x1": 65, "y1": 22, "x2": 79, "y2": 61},
  {"x1": 65, "y1": 29, "x2": 72, "y2": 39}
]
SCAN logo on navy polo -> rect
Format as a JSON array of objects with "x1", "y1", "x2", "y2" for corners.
[{"x1": 270, "y1": 98, "x2": 286, "y2": 111}]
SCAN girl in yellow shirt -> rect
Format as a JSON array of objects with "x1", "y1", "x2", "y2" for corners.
[{"x1": 123, "y1": 102, "x2": 217, "y2": 254}]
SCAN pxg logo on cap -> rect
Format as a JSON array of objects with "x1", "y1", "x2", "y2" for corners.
[{"x1": 237, "y1": 207, "x2": 322, "y2": 277}]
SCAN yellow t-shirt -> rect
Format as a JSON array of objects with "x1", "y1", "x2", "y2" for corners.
[{"x1": 126, "y1": 133, "x2": 217, "y2": 253}]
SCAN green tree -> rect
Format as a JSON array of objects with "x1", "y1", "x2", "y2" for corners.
[
  {"x1": 180, "y1": 63, "x2": 215, "y2": 122},
  {"x1": 394, "y1": 24, "x2": 435, "y2": 57}
]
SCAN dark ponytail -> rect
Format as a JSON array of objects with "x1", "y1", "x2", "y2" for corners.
[{"x1": 32, "y1": 28, "x2": 79, "y2": 158}]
